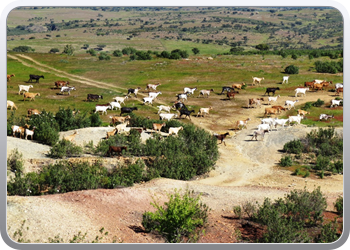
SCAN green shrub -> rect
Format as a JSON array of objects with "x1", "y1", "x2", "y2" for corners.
[
  {"x1": 7, "y1": 148, "x2": 24, "y2": 177},
  {"x1": 334, "y1": 196, "x2": 343, "y2": 216},
  {"x1": 86, "y1": 49, "x2": 97, "y2": 56},
  {"x1": 98, "y1": 52, "x2": 111, "y2": 60},
  {"x1": 312, "y1": 99, "x2": 324, "y2": 107},
  {"x1": 47, "y1": 139, "x2": 83, "y2": 158},
  {"x1": 192, "y1": 48, "x2": 200, "y2": 54},
  {"x1": 284, "y1": 65, "x2": 299, "y2": 74},
  {"x1": 233, "y1": 205, "x2": 242, "y2": 219},
  {"x1": 302, "y1": 102, "x2": 313, "y2": 110},
  {"x1": 49, "y1": 48, "x2": 60, "y2": 53},
  {"x1": 89, "y1": 113, "x2": 102, "y2": 127},
  {"x1": 12, "y1": 46, "x2": 35, "y2": 52},
  {"x1": 315, "y1": 155, "x2": 330, "y2": 171},
  {"x1": 283, "y1": 139, "x2": 303, "y2": 154},
  {"x1": 113, "y1": 49, "x2": 123, "y2": 57},
  {"x1": 280, "y1": 156, "x2": 293, "y2": 167},
  {"x1": 62, "y1": 44, "x2": 75, "y2": 56},
  {"x1": 142, "y1": 189, "x2": 209, "y2": 243},
  {"x1": 314, "y1": 220, "x2": 341, "y2": 243}
]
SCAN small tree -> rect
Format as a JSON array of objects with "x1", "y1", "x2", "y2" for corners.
[
  {"x1": 192, "y1": 48, "x2": 200, "y2": 55},
  {"x1": 142, "y1": 189, "x2": 210, "y2": 243},
  {"x1": 255, "y1": 43, "x2": 269, "y2": 51},
  {"x1": 86, "y1": 49, "x2": 97, "y2": 56},
  {"x1": 113, "y1": 49, "x2": 123, "y2": 57},
  {"x1": 284, "y1": 65, "x2": 299, "y2": 74},
  {"x1": 62, "y1": 44, "x2": 75, "y2": 56},
  {"x1": 49, "y1": 48, "x2": 59, "y2": 53}
]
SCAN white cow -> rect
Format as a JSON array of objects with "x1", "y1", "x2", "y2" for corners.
[
  {"x1": 295, "y1": 88, "x2": 309, "y2": 97},
  {"x1": 285, "y1": 100, "x2": 299, "y2": 110},
  {"x1": 282, "y1": 76, "x2": 289, "y2": 84}
]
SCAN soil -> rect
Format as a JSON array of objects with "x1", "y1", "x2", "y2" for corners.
[{"x1": 6, "y1": 55, "x2": 343, "y2": 244}]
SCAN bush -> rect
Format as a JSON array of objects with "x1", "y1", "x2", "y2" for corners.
[
  {"x1": 192, "y1": 48, "x2": 200, "y2": 54},
  {"x1": 233, "y1": 205, "x2": 242, "y2": 219},
  {"x1": 98, "y1": 52, "x2": 111, "y2": 60},
  {"x1": 314, "y1": 220, "x2": 341, "y2": 243},
  {"x1": 334, "y1": 196, "x2": 343, "y2": 216},
  {"x1": 7, "y1": 148, "x2": 24, "y2": 177},
  {"x1": 113, "y1": 49, "x2": 123, "y2": 57},
  {"x1": 142, "y1": 189, "x2": 209, "y2": 243},
  {"x1": 62, "y1": 44, "x2": 75, "y2": 56},
  {"x1": 49, "y1": 48, "x2": 59, "y2": 53},
  {"x1": 283, "y1": 139, "x2": 303, "y2": 154},
  {"x1": 89, "y1": 113, "x2": 102, "y2": 127},
  {"x1": 86, "y1": 49, "x2": 97, "y2": 56},
  {"x1": 47, "y1": 139, "x2": 83, "y2": 158},
  {"x1": 312, "y1": 98, "x2": 324, "y2": 107},
  {"x1": 122, "y1": 47, "x2": 136, "y2": 55},
  {"x1": 12, "y1": 46, "x2": 34, "y2": 53},
  {"x1": 315, "y1": 155, "x2": 330, "y2": 171},
  {"x1": 284, "y1": 65, "x2": 299, "y2": 74},
  {"x1": 280, "y1": 156, "x2": 293, "y2": 167}
]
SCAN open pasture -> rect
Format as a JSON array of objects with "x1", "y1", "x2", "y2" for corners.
[{"x1": 7, "y1": 51, "x2": 343, "y2": 130}]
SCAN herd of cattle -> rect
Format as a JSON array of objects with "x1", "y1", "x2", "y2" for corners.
[{"x1": 7, "y1": 73, "x2": 344, "y2": 152}]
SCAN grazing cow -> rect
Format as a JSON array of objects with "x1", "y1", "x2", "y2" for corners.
[
  {"x1": 330, "y1": 99, "x2": 343, "y2": 108},
  {"x1": 145, "y1": 83, "x2": 161, "y2": 91},
  {"x1": 198, "y1": 89, "x2": 214, "y2": 98},
  {"x1": 232, "y1": 82, "x2": 246, "y2": 89},
  {"x1": 60, "y1": 86, "x2": 76, "y2": 95},
  {"x1": 252, "y1": 77, "x2": 264, "y2": 86},
  {"x1": 7, "y1": 74, "x2": 15, "y2": 82},
  {"x1": 268, "y1": 95, "x2": 280, "y2": 105},
  {"x1": 18, "y1": 85, "x2": 33, "y2": 95},
  {"x1": 271, "y1": 105, "x2": 287, "y2": 113},
  {"x1": 248, "y1": 98, "x2": 264, "y2": 108},
  {"x1": 55, "y1": 81, "x2": 69, "y2": 88},
  {"x1": 197, "y1": 107, "x2": 213, "y2": 117},
  {"x1": 28, "y1": 74, "x2": 44, "y2": 83},
  {"x1": 157, "y1": 105, "x2": 172, "y2": 114},
  {"x1": 264, "y1": 87, "x2": 280, "y2": 96},
  {"x1": 264, "y1": 108, "x2": 279, "y2": 117},
  {"x1": 282, "y1": 76, "x2": 289, "y2": 84},
  {"x1": 226, "y1": 92, "x2": 236, "y2": 100},
  {"x1": 319, "y1": 114, "x2": 334, "y2": 121},
  {"x1": 159, "y1": 113, "x2": 177, "y2": 121},
  {"x1": 336, "y1": 87, "x2": 343, "y2": 96},
  {"x1": 153, "y1": 123, "x2": 166, "y2": 132},
  {"x1": 23, "y1": 92, "x2": 40, "y2": 101},
  {"x1": 213, "y1": 132, "x2": 230, "y2": 146},
  {"x1": 120, "y1": 107, "x2": 138, "y2": 116},
  {"x1": 113, "y1": 96, "x2": 128, "y2": 104},
  {"x1": 7, "y1": 100, "x2": 17, "y2": 110},
  {"x1": 179, "y1": 109, "x2": 195, "y2": 120},
  {"x1": 107, "y1": 146, "x2": 127, "y2": 157},
  {"x1": 169, "y1": 126, "x2": 183, "y2": 136},
  {"x1": 87, "y1": 94, "x2": 103, "y2": 101},
  {"x1": 127, "y1": 87, "x2": 141, "y2": 97},
  {"x1": 285, "y1": 100, "x2": 299, "y2": 110},
  {"x1": 295, "y1": 88, "x2": 309, "y2": 97},
  {"x1": 184, "y1": 87, "x2": 197, "y2": 95},
  {"x1": 251, "y1": 130, "x2": 269, "y2": 141}
]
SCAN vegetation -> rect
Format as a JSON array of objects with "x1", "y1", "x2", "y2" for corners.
[
  {"x1": 284, "y1": 65, "x2": 299, "y2": 74},
  {"x1": 7, "y1": 148, "x2": 24, "y2": 177},
  {"x1": 142, "y1": 189, "x2": 209, "y2": 243}
]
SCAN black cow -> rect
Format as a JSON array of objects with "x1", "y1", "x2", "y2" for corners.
[
  {"x1": 28, "y1": 74, "x2": 44, "y2": 83},
  {"x1": 179, "y1": 109, "x2": 195, "y2": 120},
  {"x1": 87, "y1": 94, "x2": 103, "y2": 101},
  {"x1": 264, "y1": 87, "x2": 280, "y2": 96},
  {"x1": 120, "y1": 107, "x2": 138, "y2": 116}
]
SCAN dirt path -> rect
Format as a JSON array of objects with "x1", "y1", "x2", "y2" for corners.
[{"x1": 6, "y1": 54, "x2": 343, "y2": 243}]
